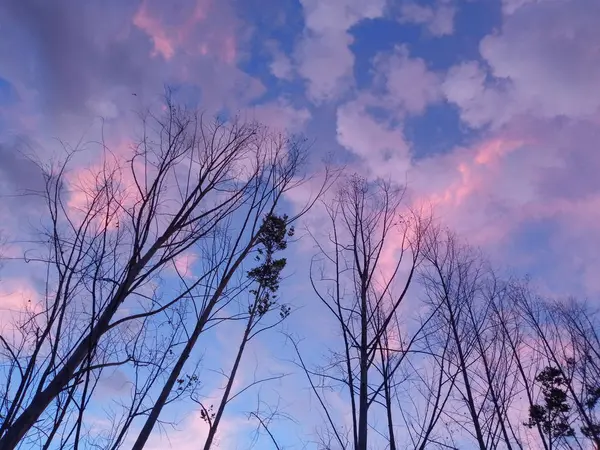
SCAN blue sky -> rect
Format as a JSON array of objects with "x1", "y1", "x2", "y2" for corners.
[{"x1": 1, "y1": 0, "x2": 600, "y2": 448}]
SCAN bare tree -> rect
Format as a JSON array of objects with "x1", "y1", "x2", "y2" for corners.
[
  {"x1": 510, "y1": 284, "x2": 600, "y2": 449},
  {"x1": 419, "y1": 228, "x2": 488, "y2": 450},
  {"x1": 488, "y1": 278, "x2": 550, "y2": 450},
  {"x1": 292, "y1": 211, "x2": 600, "y2": 450},
  {"x1": 128, "y1": 135, "x2": 328, "y2": 448},
  {"x1": 300, "y1": 175, "x2": 428, "y2": 450},
  {"x1": 420, "y1": 228, "x2": 533, "y2": 450},
  {"x1": 555, "y1": 299, "x2": 600, "y2": 442},
  {"x1": 420, "y1": 229, "x2": 600, "y2": 450},
  {"x1": 0, "y1": 96, "x2": 326, "y2": 449}
]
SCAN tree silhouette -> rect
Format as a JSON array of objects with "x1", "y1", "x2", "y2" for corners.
[{"x1": 525, "y1": 366, "x2": 575, "y2": 449}]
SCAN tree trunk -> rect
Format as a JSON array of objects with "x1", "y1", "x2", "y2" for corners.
[
  {"x1": 203, "y1": 313, "x2": 253, "y2": 450},
  {"x1": 131, "y1": 245, "x2": 252, "y2": 450},
  {"x1": 357, "y1": 283, "x2": 369, "y2": 450}
]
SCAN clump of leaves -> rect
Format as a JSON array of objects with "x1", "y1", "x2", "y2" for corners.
[
  {"x1": 525, "y1": 366, "x2": 575, "y2": 441},
  {"x1": 200, "y1": 404, "x2": 216, "y2": 424},
  {"x1": 585, "y1": 385, "x2": 600, "y2": 410},
  {"x1": 581, "y1": 384, "x2": 600, "y2": 439},
  {"x1": 247, "y1": 213, "x2": 294, "y2": 319},
  {"x1": 176, "y1": 373, "x2": 200, "y2": 391}
]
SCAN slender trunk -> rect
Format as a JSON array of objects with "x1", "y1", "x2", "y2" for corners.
[
  {"x1": 131, "y1": 246, "x2": 252, "y2": 450},
  {"x1": 357, "y1": 283, "x2": 369, "y2": 450},
  {"x1": 334, "y1": 222, "x2": 358, "y2": 449},
  {"x1": 382, "y1": 357, "x2": 396, "y2": 450},
  {"x1": 445, "y1": 295, "x2": 486, "y2": 450},
  {"x1": 0, "y1": 270, "x2": 138, "y2": 450},
  {"x1": 469, "y1": 311, "x2": 513, "y2": 450},
  {"x1": 131, "y1": 309, "x2": 210, "y2": 450},
  {"x1": 203, "y1": 312, "x2": 253, "y2": 450},
  {"x1": 494, "y1": 310, "x2": 549, "y2": 450}
]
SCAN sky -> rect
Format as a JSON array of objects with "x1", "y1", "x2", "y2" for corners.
[{"x1": 1, "y1": 0, "x2": 600, "y2": 448}]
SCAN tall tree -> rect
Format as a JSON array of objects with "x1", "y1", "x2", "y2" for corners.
[
  {"x1": 420, "y1": 228, "x2": 488, "y2": 450},
  {"x1": 511, "y1": 283, "x2": 600, "y2": 449},
  {"x1": 0, "y1": 97, "x2": 324, "y2": 449},
  {"x1": 200, "y1": 213, "x2": 293, "y2": 450},
  {"x1": 525, "y1": 366, "x2": 575, "y2": 450},
  {"x1": 300, "y1": 175, "x2": 428, "y2": 450}
]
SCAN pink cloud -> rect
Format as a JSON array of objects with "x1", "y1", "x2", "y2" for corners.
[
  {"x1": 133, "y1": 0, "x2": 237, "y2": 64},
  {"x1": 418, "y1": 0, "x2": 600, "y2": 297},
  {"x1": 412, "y1": 137, "x2": 527, "y2": 210},
  {"x1": 407, "y1": 142, "x2": 517, "y2": 257},
  {"x1": 142, "y1": 410, "x2": 251, "y2": 450},
  {"x1": 172, "y1": 252, "x2": 198, "y2": 278},
  {"x1": 133, "y1": 1, "x2": 177, "y2": 60},
  {"x1": 406, "y1": 114, "x2": 600, "y2": 296},
  {"x1": 64, "y1": 141, "x2": 141, "y2": 232},
  {"x1": 0, "y1": 279, "x2": 40, "y2": 333}
]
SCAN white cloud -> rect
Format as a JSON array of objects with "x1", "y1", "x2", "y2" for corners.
[
  {"x1": 248, "y1": 98, "x2": 311, "y2": 133},
  {"x1": 443, "y1": 61, "x2": 512, "y2": 128},
  {"x1": 444, "y1": 0, "x2": 600, "y2": 128},
  {"x1": 295, "y1": 0, "x2": 387, "y2": 102},
  {"x1": 374, "y1": 45, "x2": 442, "y2": 114},
  {"x1": 399, "y1": 0, "x2": 456, "y2": 36},
  {"x1": 266, "y1": 41, "x2": 294, "y2": 80},
  {"x1": 270, "y1": 52, "x2": 294, "y2": 80},
  {"x1": 336, "y1": 98, "x2": 411, "y2": 178}
]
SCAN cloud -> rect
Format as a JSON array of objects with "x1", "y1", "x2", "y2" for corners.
[
  {"x1": 407, "y1": 113, "x2": 600, "y2": 295},
  {"x1": 337, "y1": 97, "x2": 411, "y2": 178},
  {"x1": 399, "y1": 0, "x2": 456, "y2": 36},
  {"x1": 62, "y1": 142, "x2": 143, "y2": 232},
  {"x1": 0, "y1": 278, "x2": 40, "y2": 332},
  {"x1": 444, "y1": 0, "x2": 600, "y2": 129},
  {"x1": 0, "y1": 0, "x2": 267, "y2": 141},
  {"x1": 96, "y1": 368, "x2": 131, "y2": 395},
  {"x1": 247, "y1": 99, "x2": 311, "y2": 133},
  {"x1": 500, "y1": 0, "x2": 562, "y2": 16},
  {"x1": 410, "y1": 136, "x2": 529, "y2": 237},
  {"x1": 133, "y1": 1, "x2": 178, "y2": 60},
  {"x1": 142, "y1": 410, "x2": 252, "y2": 450},
  {"x1": 295, "y1": 0, "x2": 387, "y2": 102},
  {"x1": 427, "y1": 0, "x2": 600, "y2": 295},
  {"x1": 270, "y1": 54, "x2": 294, "y2": 81},
  {"x1": 373, "y1": 45, "x2": 442, "y2": 115},
  {"x1": 442, "y1": 61, "x2": 511, "y2": 128},
  {"x1": 323, "y1": 41, "x2": 442, "y2": 178},
  {"x1": 266, "y1": 42, "x2": 295, "y2": 81},
  {"x1": 133, "y1": 0, "x2": 237, "y2": 64},
  {"x1": 0, "y1": 0, "x2": 149, "y2": 119},
  {"x1": 330, "y1": 44, "x2": 441, "y2": 179},
  {"x1": 172, "y1": 252, "x2": 198, "y2": 278},
  {"x1": 481, "y1": 0, "x2": 600, "y2": 117}
]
